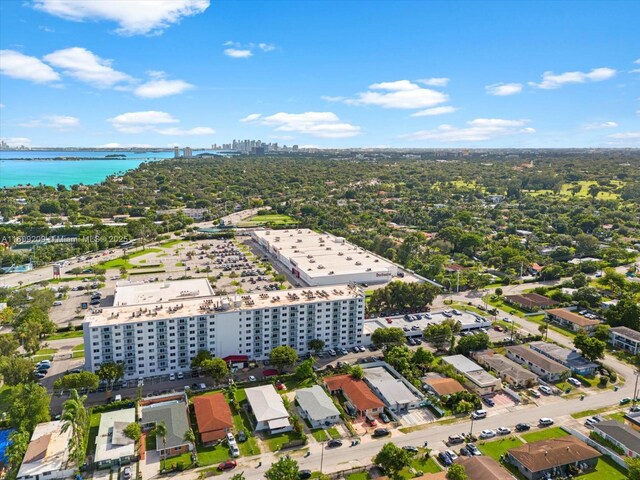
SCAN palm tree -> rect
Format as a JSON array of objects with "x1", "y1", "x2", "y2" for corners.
[
  {"x1": 151, "y1": 421, "x2": 168, "y2": 471},
  {"x1": 61, "y1": 388, "x2": 88, "y2": 468},
  {"x1": 183, "y1": 428, "x2": 196, "y2": 463}
]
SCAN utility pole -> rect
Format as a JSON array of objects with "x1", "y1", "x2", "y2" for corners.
[
  {"x1": 634, "y1": 372, "x2": 640, "y2": 408},
  {"x1": 320, "y1": 441, "x2": 325, "y2": 473}
]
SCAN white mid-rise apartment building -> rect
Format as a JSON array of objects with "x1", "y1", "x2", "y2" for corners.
[{"x1": 83, "y1": 279, "x2": 364, "y2": 379}]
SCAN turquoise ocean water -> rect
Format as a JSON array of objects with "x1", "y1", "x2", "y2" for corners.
[{"x1": 0, "y1": 150, "x2": 223, "y2": 187}]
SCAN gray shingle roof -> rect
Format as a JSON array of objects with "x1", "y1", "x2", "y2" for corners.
[
  {"x1": 296, "y1": 385, "x2": 340, "y2": 421},
  {"x1": 142, "y1": 401, "x2": 191, "y2": 450},
  {"x1": 594, "y1": 420, "x2": 640, "y2": 453}
]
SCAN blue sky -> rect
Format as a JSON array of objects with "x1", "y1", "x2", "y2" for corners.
[{"x1": 0, "y1": 0, "x2": 638, "y2": 148}]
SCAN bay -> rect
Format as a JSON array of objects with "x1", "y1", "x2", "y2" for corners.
[{"x1": 0, "y1": 150, "x2": 223, "y2": 187}]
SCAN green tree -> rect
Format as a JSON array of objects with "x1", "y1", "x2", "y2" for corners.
[
  {"x1": 265, "y1": 456, "x2": 300, "y2": 480},
  {"x1": 295, "y1": 358, "x2": 316, "y2": 381},
  {"x1": 61, "y1": 389, "x2": 88, "y2": 467},
  {"x1": 423, "y1": 323, "x2": 453, "y2": 350},
  {"x1": 605, "y1": 297, "x2": 640, "y2": 330},
  {"x1": 190, "y1": 349, "x2": 212, "y2": 370},
  {"x1": 151, "y1": 421, "x2": 168, "y2": 470},
  {"x1": 0, "y1": 333, "x2": 19, "y2": 356},
  {"x1": 53, "y1": 371, "x2": 99, "y2": 391},
  {"x1": 592, "y1": 324, "x2": 611, "y2": 342},
  {"x1": 371, "y1": 327, "x2": 405, "y2": 348},
  {"x1": 456, "y1": 333, "x2": 490, "y2": 355},
  {"x1": 269, "y1": 345, "x2": 299, "y2": 372},
  {"x1": 627, "y1": 456, "x2": 640, "y2": 480},
  {"x1": 411, "y1": 347, "x2": 434, "y2": 368},
  {"x1": 350, "y1": 364, "x2": 364, "y2": 380},
  {"x1": 574, "y1": 331, "x2": 606, "y2": 362},
  {"x1": 231, "y1": 473, "x2": 247, "y2": 480},
  {"x1": 5, "y1": 429, "x2": 30, "y2": 480},
  {"x1": 0, "y1": 356, "x2": 35, "y2": 386},
  {"x1": 494, "y1": 288, "x2": 503, "y2": 297},
  {"x1": 201, "y1": 357, "x2": 229, "y2": 384},
  {"x1": 571, "y1": 272, "x2": 589, "y2": 288},
  {"x1": 8, "y1": 383, "x2": 51, "y2": 431},
  {"x1": 124, "y1": 422, "x2": 142, "y2": 441},
  {"x1": 446, "y1": 464, "x2": 468, "y2": 480},
  {"x1": 96, "y1": 361, "x2": 125, "y2": 389},
  {"x1": 373, "y1": 442, "x2": 411, "y2": 478},
  {"x1": 307, "y1": 338, "x2": 325, "y2": 355}
]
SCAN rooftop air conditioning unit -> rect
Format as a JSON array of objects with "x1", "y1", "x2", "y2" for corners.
[{"x1": 355, "y1": 261, "x2": 362, "y2": 266}]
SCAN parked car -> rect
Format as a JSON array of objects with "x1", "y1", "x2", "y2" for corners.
[
  {"x1": 237, "y1": 430, "x2": 247, "y2": 442},
  {"x1": 327, "y1": 439, "x2": 343, "y2": 448},
  {"x1": 459, "y1": 446, "x2": 470, "y2": 456},
  {"x1": 528, "y1": 389, "x2": 541, "y2": 398},
  {"x1": 539, "y1": 385, "x2": 553, "y2": 395},
  {"x1": 445, "y1": 450, "x2": 458, "y2": 461},
  {"x1": 471, "y1": 409, "x2": 487, "y2": 420},
  {"x1": 372, "y1": 428, "x2": 390, "y2": 437},
  {"x1": 122, "y1": 467, "x2": 131, "y2": 480},
  {"x1": 466, "y1": 444, "x2": 482, "y2": 456},
  {"x1": 328, "y1": 349, "x2": 337, "y2": 356},
  {"x1": 402, "y1": 446, "x2": 419, "y2": 454},
  {"x1": 568, "y1": 377, "x2": 582, "y2": 387},
  {"x1": 298, "y1": 470, "x2": 312, "y2": 479},
  {"x1": 620, "y1": 397, "x2": 632, "y2": 405},
  {"x1": 515, "y1": 423, "x2": 531, "y2": 432},
  {"x1": 539, "y1": 418, "x2": 554, "y2": 426},
  {"x1": 177, "y1": 372, "x2": 184, "y2": 380},
  {"x1": 480, "y1": 429, "x2": 496, "y2": 439},
  {"x1": 365, "y1": 415, "x2": 377, "y2": 427},
  {"x1": 53, "y1": 301, "x2": 63, "y2": 306},
  {"x1": 438, "y1": 452, "x2": 452, "y2": 466},
  {"x1": 248, "y1": 375, "x2": 257, "y2": 382},
  {"x1": 218, "y1": 461, "x2": 237, "y2": 471},
  {"x1": 169, "y1": 373, "x2": 176, "y2": 381},
  {"x1": 497, "y1": 427, "x2": 511, "y2": 435},
  {"x1": 482, "y1": 397, "x2": 495, "y2": 407},
  {"x1": 379, "y1": 412, "x2": 390, "y2": 423},
  {"x1": 447, "y1": 434, "x2": 464, "y2": 445}
]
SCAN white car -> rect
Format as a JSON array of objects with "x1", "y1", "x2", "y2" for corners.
[
  {"x1": 568, "y1": 377, "x2": 582, "y2": 387},
  {"x1": 497, "y1": 427, "x2": 511, "y2": 435},
  {"x1": 445, "y1": 450, "x2": 458, "y2": 461},
  {"x1": 248, "y1": 375, "x2": 257, "y2": 382},
  {"x1": 169, "y1": 373, "x2": 176, "y2": 381},
  {"x1": 539, "y1": 418, "x2": 554, "y2": 426},
  {"x1": 358, "y1": 345, "x2": 366, "y2": 352},
  {"x1": 480, "y1": 429, "x2": 496, "y2": 439},
  {"x1": 176, "y1": 372, "x2": 184, "y2": 380},
  {"x1": 471, "y1": 409, "x2": 487, "y2": 420},
  {"x1": 53, "y1": 301, "x2": 63, "y2": 306},
  {"x1": 539, "y1": 385, "x2": 553, "y2": 395}
]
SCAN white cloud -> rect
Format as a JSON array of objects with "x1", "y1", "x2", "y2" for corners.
[
  {"x1": 404, "y1": 118, "x2": 534, "y2": 142},
  {"x1": 108, "y1": 110, "x2": 213, "y2": 136},
  {"x1": 0, "y1": 49, "x2": 60, "y2": 84},
  {"x1": 155, "y1": 127, "x2": 215, "y2": 136},
  {"x1": 258, "y1": 43, "x2": 276, "y2": 52},
  {"x1": 242, "y1": 111, "x2": 361, "y2": 138},
  {"x1": 608, "y1": 131, "x2": 640, "y2": 139},
  {"x1": 20, "y1": 115, "x2": 80, "y2": 130},
  {"x1": 224, "y1": 48, "x2": 253, "y2": 58},
  {"x1": 344, "y1": 80, "x2": 448, "y2": 109},
  {"x1": 635, "y1": 58, "x2": 640, "y2": 64},
  {"x1": 485, "y1": 82, "x2": 523, "y2": 96},
  {"x1": 529, "y1": 67, "x2": 616, "y2": 89},
  {"x1": 33, "y1": 0, "x2": 210, "y2": 36},
  {"x1": 43, "y1": 47, "x2": 133, "y2": 88},
  {"x1": 411, "y1": 106, "x2": 458, "y2": 117},
  {"x1": 1, "y1": 137, "x2": 32, "y2": 147},
  {"x1": 108, "y1": 110, "x2": 179, "y2": 133},
  {"x1": 418, "y1": 78, "x2": 449, "y2": 87},
  {"x1": 584, "y1": 121, "x2": 618, "y2": 130},
  {"x1": 134, "y1": 76, "x2": 193, "y2": 98},
  {"x1": 321, "y1": 96, "x2": 346, "y2": 102}
]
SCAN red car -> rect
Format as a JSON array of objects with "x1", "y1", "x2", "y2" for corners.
[
  {"x1": 218, "y1": 461, "x2": 237, "y2": 471},
  {"x1": 386, "y1": 318, "x2": 392, "y2": 324},
  {"x1": 493, "y1": 325, "x2": 504, "y2": 332}
]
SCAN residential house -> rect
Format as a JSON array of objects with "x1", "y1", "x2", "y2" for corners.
[
  {"x1": 473, "y1": 350, "x2": 538, "y2": 388},
  {"x1": 422, "y1": 376, "x2": 465, "y2": 397},
  {"x1": 295, "y1": 385, "x2": 341, "y2": 428},
  {"x1": 592, "y1": 420, "x2": 640, "y2": 457},
  {"x1": 324, "y1": 374, "x2": 384, "y2": 416},
  {"x1": 245, "y1": 385, "x2": 292, "y2": 434},
  {"x1": 609, "y1": 326, "x2": 640, "y2": 355},
  {"x1": 17, "y1": 421, "x2": 74, "y2": 480},
  {"x1": 193, "y1": 393, "x2": 234, "y2": 444},
  {"x1": 507, "y1": 436, "x2": 601, "y2": 480},
  {"x1": 504, "y1": 293, "x2": 558, "y2": 312},
  {"x1": 140, "y1": 396, "x2": 193, "y2": 458},
  {"x1": 529, "y1": 341, "x2": 598, "y2": 376},
  {"x1": 363, "y1": 366, "x2": 422, "y2": 413},
  {"x1": 94, "y1": 408, "x2": 136, "y2": 469},
  {"x1": 456, "y1": 455, "x2": 516, "y2": 480},
  {"x1": 441, "y1": 355, "x2": 502, "y2": 395},
  {"x1": 545, "y1": 308, "x2": 599, "y2": 332},
  {"x1": 506, "y1": 345, "x2": 569, "y2": 382}
]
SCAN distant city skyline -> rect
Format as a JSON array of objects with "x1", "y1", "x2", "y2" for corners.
[{"x1": 0, "y1": 0, "x2": 639, "y2": 148}]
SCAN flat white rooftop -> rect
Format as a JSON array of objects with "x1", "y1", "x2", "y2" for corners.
[
  {"x1": 95, "y1": 408, "x2": 136, "y2": 463},
  {"x1": 86, "y1": 279, "x2": 363, "y2": 327},
  {"x1": 114, "y1": 278, "x2": 214, "y2": 307},
  {"x1": 17, "y1": 421, "x2": 71, "y2": 479},
  {"x1": 254, "y1": 228, "x2": 397, "y2": 279}
]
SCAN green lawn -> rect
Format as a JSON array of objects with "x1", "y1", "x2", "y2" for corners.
[
  {"x1": 521, "y1": 427, "x2": 568, "y2": 443},
  {"x1": 311, "y1": 429, "x2": 328, "y2": 442},
  {"x1": 46, "y1": 329, "x2": 84, "y2": 340},
  {"x1": 101, "y1": 249, "x2": 161, "y2": 269},
  {"x1": 86, "y1": 412, "x2": 101, "y2": 457},
  {"x1": 164, "y1": 451, "x2": 193, "y2": 470},
  {"x1": 196, "y1": 442, "x2": 231, "y2": 466},
  {"x1": 35, "y1": 348, "x2": 57, "y2": 355},
  {"x1": 237, "y1": 214, "x2": 298, "y2": 227},
  {"x1": 572, "y1": 406, "x2": 620, "y2": 419},
  {"x1": 160, "y1": 239, "x2": 183, "y2": 248},
  {"x1": 398, "y1": 450, "x2": 442, "y2": 478},
  {"x1": 578, "y1": 456, "x2": 627, "y2": 480},
  {"x1": 478, "y1": 437, "x2": 524, "y2": 461},
  {"x1": 345, "y1": 473, "x2": 369, "y2": 480},
  {"x1": 263, "y1": 431, "x2": 304, "y2": 452},
  {"x1": 228, "y1": 392, "x2": 260, "y2": 456},
  {"x1": 327, "y1": 427, "x2": 341, "y2": 439}
]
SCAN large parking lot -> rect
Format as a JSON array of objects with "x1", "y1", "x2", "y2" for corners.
[{"x1": 48, "y1": 237, "x2": 291, "y2": 327}]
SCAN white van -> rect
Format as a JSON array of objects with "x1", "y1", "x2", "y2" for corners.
[{"x1": 114, "y1": 394, "x2": 122, "y2": 402}]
